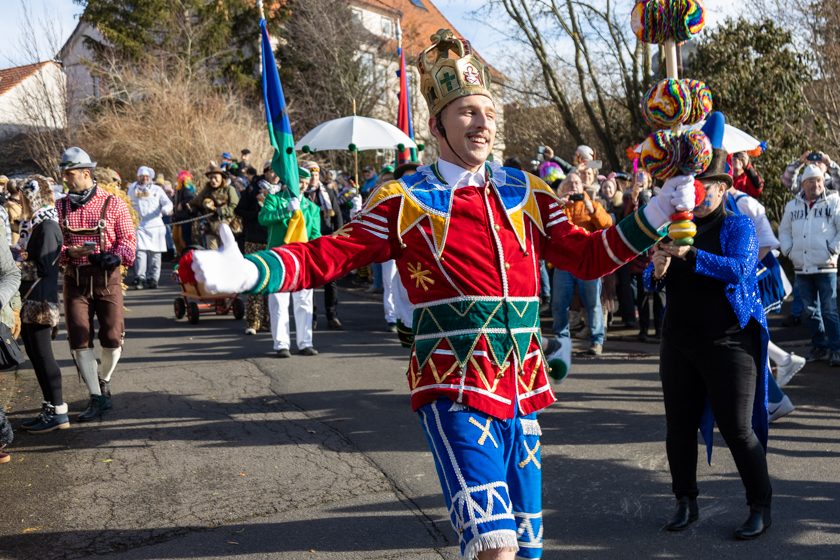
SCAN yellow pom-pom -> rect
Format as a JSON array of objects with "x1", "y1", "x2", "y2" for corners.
[{"x1": 668, "y1": 221, "x2": 697, "y2": 239}]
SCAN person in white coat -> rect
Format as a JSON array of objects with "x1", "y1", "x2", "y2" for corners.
[
  {"x1": 779, "y1": 164, "x2": 840, "y2": 366},
  {"x1": 128, "y1": 166, "x2": 173, "y2": 289}
]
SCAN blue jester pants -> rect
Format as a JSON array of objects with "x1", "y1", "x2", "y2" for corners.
[{"x1": 418, "y1": 398, "x2": 543, "y2": 560}]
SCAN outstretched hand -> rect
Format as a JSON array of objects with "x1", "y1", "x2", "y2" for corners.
[{"x1": 189, "y1": 224, "x2": 258, "y2": 294}]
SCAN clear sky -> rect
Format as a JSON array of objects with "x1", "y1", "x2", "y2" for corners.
[
  {"x1": 436, "y1": 0, "x2": 747, "y2": 68},
  {"x1": 0, "y1": 0, "x2": 81, "y2": 66},
  {"x1": 0, "y1": 0, "x2": 746, "y2": 69}
]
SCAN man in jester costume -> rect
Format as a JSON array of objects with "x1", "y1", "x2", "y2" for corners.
[{"x1": 187, "y1": 29, "x2": 697, "y2": 560}]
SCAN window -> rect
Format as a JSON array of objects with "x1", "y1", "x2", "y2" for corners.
[
  {"x1": 381, "y1": 16, "x2": 392, "y2": 37},
  {"x1": 351, "y1": 8, "x2": 363, "y2": 24},
  {"x1": 409, "y1": 0, "x2": 427, "y2": 9}
]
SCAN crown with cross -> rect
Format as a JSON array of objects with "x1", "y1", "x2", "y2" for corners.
[{"x1": 418, "y1": 29, "x2": 493, "y2": 117}]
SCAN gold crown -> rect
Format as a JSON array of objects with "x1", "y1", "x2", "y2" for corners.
[{"x1": 418, "y1": 29, "x2": 493, "y2": 116}]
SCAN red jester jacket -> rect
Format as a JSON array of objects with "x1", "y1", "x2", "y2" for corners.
[{"x1": 244, "y1": 160, "x2": 664, "y2": 420}]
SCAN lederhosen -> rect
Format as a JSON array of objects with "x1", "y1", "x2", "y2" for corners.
[{"x1": 61, "y1": 196, "x2": 125, "y2": 350}]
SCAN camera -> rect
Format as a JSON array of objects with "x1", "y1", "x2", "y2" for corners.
[
  {"x1": 569, "y1": 193, "x2": 585, "y2": 202},
  {"x1": 807, "y1": 151, "x2": 823, "y2": 162}
]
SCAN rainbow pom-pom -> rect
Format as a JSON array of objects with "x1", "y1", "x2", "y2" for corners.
[
  {"x1": 631, "y1": 0, "x2": 706, "y2": 44},
  {"x1": 640, "y1": 130, "x2": 681, "y2": 180},
  {"x1": 642, "y1": 78, "x2": 691, "y2": 129},
  {"x1": 679, "y1": 130, "x2": 713, "y2": 175},
  {"x1": 631, "y1": 1, "x2": 663, "y2": 43},
  {"x1": 642, "y1": 78, "x2": 713, "y2": 129},
  {"x1": 673, "y1": 0, "x2": 706, "y2": 42},
  {"x1": 640, "y1": 130, "x2": 712, "y2": 180},
  {"x1": 683, "y1": 79, "x2": 713, "y2": 124}
]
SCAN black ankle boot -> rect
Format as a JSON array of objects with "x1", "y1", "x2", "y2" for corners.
[
  {"x1": 98, "y1": 379, "x2": 113, "y2": 411},
  {"x1": 77, "y1": 395, "x2": 109, "y2": 422},
  {"x1": 734, "y1": 506, "x2": 771, "y2": 540},
  {"x1": 665, "y1": 497, "x2": 699, "y2": 531}
]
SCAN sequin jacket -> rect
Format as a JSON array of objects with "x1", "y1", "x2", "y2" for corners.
[
  {"x1": 644, "y1": 213, "x2": 770, "y2": 456},
  {"x1": 246, "y1": 162, "x2": 663, "y2": 419},
  {"x1": 644, "y1": 213, "x2": 767, "y2": 331}
]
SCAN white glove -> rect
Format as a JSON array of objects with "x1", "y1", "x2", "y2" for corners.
[
  {"x1": 191, "y1": 224, "x2": 259, "y2": 294},
  {"x1": 287, "y1": 197, "x2": 301, "y2": 212},
  {"x1": 642, "y1": 174, "x2": 695, "y2": 229}
]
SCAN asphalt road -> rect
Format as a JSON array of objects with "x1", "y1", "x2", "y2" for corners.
[{"x1": 0, "y1": 276, "x2": 838, "y2": 559}]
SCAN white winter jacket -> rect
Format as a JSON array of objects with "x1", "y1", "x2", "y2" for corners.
[{"x1": 779, "y1": 190, "x2": 840, "y2": 274}]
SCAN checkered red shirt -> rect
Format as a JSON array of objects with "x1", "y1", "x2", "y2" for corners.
[{"x1": 58, "y1": 188, "x2": 137, "y2": 267}]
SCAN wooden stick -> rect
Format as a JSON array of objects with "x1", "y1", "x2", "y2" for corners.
[{"x1": 664, "y1": 40, "x2": 678, "y2": 79}]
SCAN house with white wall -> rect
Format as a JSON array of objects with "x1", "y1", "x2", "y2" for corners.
[{"x1": 0, "y1": 61, "x2": 66, "y2": 141}]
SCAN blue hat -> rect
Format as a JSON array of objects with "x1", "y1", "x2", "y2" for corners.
[
  {"x1": 221, "y1": 152, "x2": 233, "y2": 159},
  {"x1": 701, "y1": 112, "x2": 725, "y2": 150},
  {"x1": 698, "y1": 112, "x2": 731, "y2": 186}
]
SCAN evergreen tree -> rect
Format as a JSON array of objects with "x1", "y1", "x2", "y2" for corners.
[
  {"x1": 73, "y1": 0, "x2": 287, "y2": 90},
  {"x1": 689, "y1": 18, "x2": 812, "y2": 222}
]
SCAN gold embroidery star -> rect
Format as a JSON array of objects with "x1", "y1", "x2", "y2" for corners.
[{"x1": 407, "y1": 262, "x2": 435, "y2": 291}]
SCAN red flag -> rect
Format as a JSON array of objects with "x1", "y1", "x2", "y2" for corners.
[{"x1": 397, "y1": 46, "x2": 412, "y2": 164}]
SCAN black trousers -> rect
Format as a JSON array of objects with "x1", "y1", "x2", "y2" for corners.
[
  {"x1": 635, "y1": 273, "x2": 665, "y2": 335},
  {"x1": 616, "y1": 264, "x2": 636, "y2": 325},
  {"x1": 318, "y1": 281, "x2": 338, "y2": 321},
  {"x1": 21, "y1": 322, "x2": 63, "y2": 406},
  {"x1": 659, "y1": 320, "x2": 772, "y2": 508}
]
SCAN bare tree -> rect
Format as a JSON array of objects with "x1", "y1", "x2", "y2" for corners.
[
  {"x1": 493, "y1": 0, "x2": 655, "y2": 170},
  {"x1": 278, "y1": 0, "x2": 389, "y2": 132},
  {"x1": 73, "y1": 61, "x2": 269, "y2": 181}
]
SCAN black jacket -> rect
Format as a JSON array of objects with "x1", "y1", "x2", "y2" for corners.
[
  {"x1": 22, "y1": 220, "x2": 62, "y2": 304},
  {"x1": 234, "y1": 180, "x2": 269, "y2": 244}
]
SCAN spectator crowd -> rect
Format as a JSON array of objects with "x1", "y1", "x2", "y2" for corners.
[{"x1": 0, "y1": 142, "x2": 836, "y2": 466}]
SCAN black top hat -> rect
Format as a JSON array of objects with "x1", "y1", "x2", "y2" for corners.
[{"x1": 696, "y1": 148, "x2": 732, "y2": 187}]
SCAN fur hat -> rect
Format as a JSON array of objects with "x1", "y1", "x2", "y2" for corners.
[{"x1": 21, "y1": 174, "x2": 55, "y2": 210}]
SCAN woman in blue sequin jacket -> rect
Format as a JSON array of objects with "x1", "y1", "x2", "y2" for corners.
[{"x1": 645, "y1": 149, "x2": 772, "y2": 541}]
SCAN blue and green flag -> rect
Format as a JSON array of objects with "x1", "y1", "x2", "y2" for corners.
[{"x1": 260, "y1": 17, "x2": 307, "y2": 242}]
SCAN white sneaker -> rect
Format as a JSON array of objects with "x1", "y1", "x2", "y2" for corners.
[
  {"x1": 768, "y1": 395, "x2": 795, "y2": 422},
  {"x1": 244, "y1": 328, "x2": 257, "y2": 335},
  {"x1": 776, "y1": 354, "x2": 806, "y2": 387}
]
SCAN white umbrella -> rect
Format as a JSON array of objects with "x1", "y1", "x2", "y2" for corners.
[
  {"x1": 295, "y1": 115, "x2": 417, "y2": 152},
  {"x1": 682, "y1": 120, "x2": 762, "y2": 154}
]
